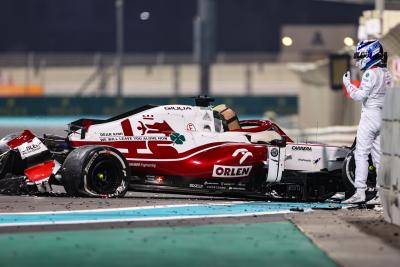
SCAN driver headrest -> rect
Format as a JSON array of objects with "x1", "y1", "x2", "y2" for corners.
[{"x1": 212, "y1": 104, "x2": 241, "y2": 131}]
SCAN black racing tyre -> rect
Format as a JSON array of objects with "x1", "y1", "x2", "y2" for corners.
[
  {"x1": 61, "y1": 145, "x2": 130, "y2": 197},
  {"x1": 341, "y1": 148, "x2": 377, "y2": 199}
]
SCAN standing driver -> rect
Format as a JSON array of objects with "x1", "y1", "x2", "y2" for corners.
[{"x1": 342, "y1": 39, "x2": 392, "y2": 204}]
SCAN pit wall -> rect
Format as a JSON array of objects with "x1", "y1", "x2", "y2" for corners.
[{"x1": 380, "y1": 87, "x2": 400, "y2": 226}]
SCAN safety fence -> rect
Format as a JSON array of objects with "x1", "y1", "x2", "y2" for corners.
[{"x1": 380, "y1": 86, "x2": 400, "y2": 227}]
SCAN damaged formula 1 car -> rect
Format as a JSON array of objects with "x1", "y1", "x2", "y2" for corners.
[{"x1": 0, "y1": 97, "x2": 374, "y2": 201}]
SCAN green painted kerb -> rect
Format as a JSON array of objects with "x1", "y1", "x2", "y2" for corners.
[{"x1": 0, "y1": 221, "x2": 337, "y2": 267}]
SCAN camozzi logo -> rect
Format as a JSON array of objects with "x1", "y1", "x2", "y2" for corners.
[
  {"x1": 212, "y1": 165, "x2": 252, "y2": 178},
  {"x1": 291, "y1": 146, "x2": 312, "y2": 151}
]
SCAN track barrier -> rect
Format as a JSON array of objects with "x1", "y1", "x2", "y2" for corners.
[{"x1": 380, "y1": 86, "x2": 400, "y2": 227}]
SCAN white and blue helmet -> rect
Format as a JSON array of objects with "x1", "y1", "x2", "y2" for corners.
[{"x1": 353, "y1": 39, "x2": 384, "y2": 70}]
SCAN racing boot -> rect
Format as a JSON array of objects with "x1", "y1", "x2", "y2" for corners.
[
  {"x1": 342, "y1": 189, "x2": 366, "y2": 204},
  {"x1": 366, "y1": 191, "x2": 381, "y2": 205},
  {"x1": 330, "y1": 192, "x2": 345, "y2": 201}
]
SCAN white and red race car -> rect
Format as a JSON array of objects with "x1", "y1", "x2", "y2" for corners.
[{"x1": 0, "y1": 97, "x2": 374, "y2": 201}]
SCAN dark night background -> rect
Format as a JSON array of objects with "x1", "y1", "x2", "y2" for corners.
[{"x1": 0, "y1": 0, "x2": 372, "y2": 53}]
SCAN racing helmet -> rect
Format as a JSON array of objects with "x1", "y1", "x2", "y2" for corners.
[{"x1": 353, "y1": 39, "x2": 384, "y2": 70}]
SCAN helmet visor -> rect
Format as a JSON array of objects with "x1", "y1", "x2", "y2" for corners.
[{"x1": 353, "y1": 51, "x2": 368, "y2": 59}]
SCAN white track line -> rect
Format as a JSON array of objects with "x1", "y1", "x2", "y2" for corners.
[
  {"x1": 0, "y1": 209, "x2": 310, "y2": 227},
  {"x1": 0, "y1": 201, "x2": 250, "y2": 215}
]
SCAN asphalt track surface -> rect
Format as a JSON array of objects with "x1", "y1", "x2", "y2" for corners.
[
  {"x1": 1, "y1": 191, "x2": 400, "y2": 267},
  {"x1": 0, "y1": 192, "x2": 341, "y2": 267}
]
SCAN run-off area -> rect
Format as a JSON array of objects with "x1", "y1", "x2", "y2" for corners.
[
  {"x1": 0, "y1": 220, "x2": 337, "y2": 267},
  {"x1": 0, "y1": 198, "x2": 342, "y2": 267}
]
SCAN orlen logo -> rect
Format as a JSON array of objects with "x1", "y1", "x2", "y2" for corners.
[
  {"x1": 212, "y1": 165, "x2": 252, "y2": 178},
  {"x1": 291, "y1": 146, "x2": 312, "y2": 151}
]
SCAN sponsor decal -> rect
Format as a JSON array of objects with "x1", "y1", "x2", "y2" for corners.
[
  {"x1": 291, "y1": 146, "x2": 312, "y2": 151},
  {"x1": 130, "y1": 162, "x2": 156, "y2": 168},
  {"x1": 84, "y1": 152, "x2": 99, "y2": 173},
  {"x1": 212, "y1": 165, "x2": 252, "y2": 178},
  {"x1": 17, "y1": 137, "x2": 48, "y2": 159},
  {"x1": 189, "y1": 184, "x2": 204, "y2": 189},
  {"x1": 232, "y1": 148, "x2": 253, "y2": 164},
  {"x1": 204, "y1": 181, "x2": 219, "y2": 186},
  {"x1": 298, "y1": 158, "x2": 312, "y2": 162},
  {"x1": 99, "y1": 136, "x2": 168, "y2": 142},
  {"x1": 314, "y1": 158, "x2": 321, "y2": 165},
  {"x1": 170, "y1": 132, "x2": 186, "y2": 145},
  {"x1": 186, "y1": 123, "x2": 196, "y2": 131},
  {"x1": 220, "y1": 182, "x2": 235, "y2": 186},
  {"x1": 99, "y1": 132, "x2": 123, "y2": 137},
  {"x1": 270, "y1": 148, "x2": 279, "y2": 157},
  {"x1": 164, "y1": 106, "x2": 192, "y2": 111},
  {"x1": 205, "y1": 185, "x2": 226, "y2": 190},
  {"x1": 228, "y1": 187, "x2": 246, "y2": 191}
]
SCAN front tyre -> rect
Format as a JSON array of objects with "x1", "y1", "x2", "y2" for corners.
[{"x1": 61, "y1": 146, "x2": 129, "y2": 197}]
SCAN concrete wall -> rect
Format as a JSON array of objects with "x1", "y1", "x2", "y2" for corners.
[{"x1": 380, "y1": 86, "x2": 400, "y2": 227}]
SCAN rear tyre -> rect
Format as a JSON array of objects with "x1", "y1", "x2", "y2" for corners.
[
  {"x1": 61, "y1": 146, "x2": 129, "y2": 197},
  {"x1": 342, "y1": 148, "x2": 376, "y2": 199}
]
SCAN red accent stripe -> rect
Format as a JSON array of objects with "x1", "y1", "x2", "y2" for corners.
[
  {"x1": 7, "y1": 130, "x2": 36, "y2": 148},
  {"x1": 121, "y1": 119, "x2": 134, "y2": 136}
]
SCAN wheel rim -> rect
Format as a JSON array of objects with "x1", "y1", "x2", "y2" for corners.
[{"x1": 89, "y1": 158, "x2": 122, "y2": 194}]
